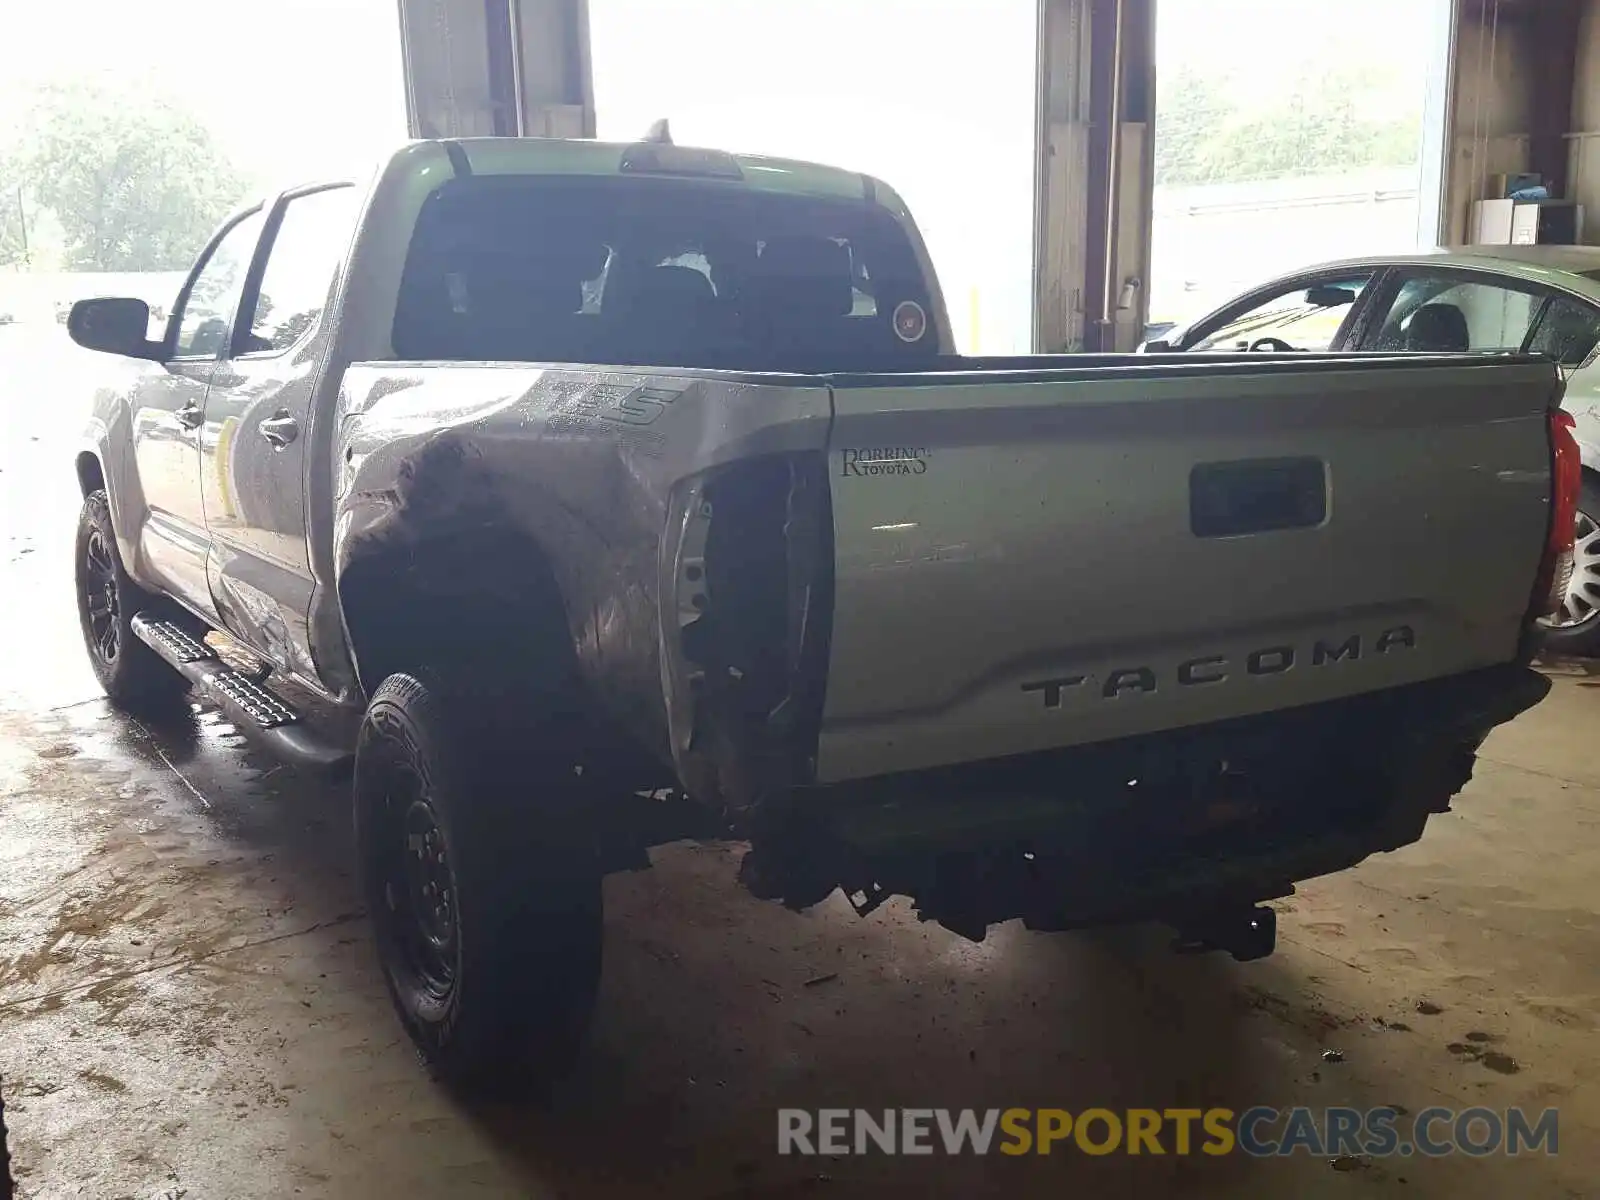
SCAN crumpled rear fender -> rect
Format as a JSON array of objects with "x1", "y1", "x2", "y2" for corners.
[{"x1": 332, "y1": 363, "x2": 833, "y2": 793}]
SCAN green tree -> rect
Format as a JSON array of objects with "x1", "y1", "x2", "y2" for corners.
[
  {"x1": 1152, "y1": 67, "x2": 1233, "y2": 187},
  {"x1": 20, "y1": 82, "x2": 246, "y2": 271},
  {"x1": 0, "y1": 155, "x2": 28, "y2": 268},
  {"x1": 1155, "y1": 65, "x2": 1422, "y2": 187}
]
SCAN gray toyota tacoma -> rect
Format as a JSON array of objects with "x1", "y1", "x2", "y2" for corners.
[{"x1": 65, "y1": 134, "x2": 1579, "y2": 1091}]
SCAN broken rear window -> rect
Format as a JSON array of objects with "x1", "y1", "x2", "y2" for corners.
[{"x1": 392, "y1": 173, "x2": 938, "y2": 372}]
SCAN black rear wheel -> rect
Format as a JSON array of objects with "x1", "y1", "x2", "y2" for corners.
[
  {"x1": 74, "y1": 490, "x2": 186, "y2": 710},
  {"x1": 354, "y1": 672, "x2": 602, "y2": 1095}
]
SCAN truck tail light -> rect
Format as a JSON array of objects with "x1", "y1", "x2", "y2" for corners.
[{"x1": 1532, "y1": 408, "x2": 1581, "y2": 619}]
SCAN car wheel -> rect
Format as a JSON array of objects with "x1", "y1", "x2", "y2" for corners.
[
  {"x1": 75, "y1": 490, "x2": 187, "y2": 711},
  {"x1": 1539, "y1": 477, "x2": 1600, "y2": 657},
  {"x1": 354, "y1": 672, "x2": 603, "y2": 1095}
]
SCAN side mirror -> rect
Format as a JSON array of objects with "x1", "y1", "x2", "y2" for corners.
[
  {"x1": 1141, "y1": 338, "x2": 1174, "y2": 353},
  {"x1": 68, "y1": 298, "x2": 161, "y2": 360}
]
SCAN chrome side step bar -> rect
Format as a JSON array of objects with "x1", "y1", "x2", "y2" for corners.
[{"x1": 131, "y1": 613, "x2": 352, "y2": 776}]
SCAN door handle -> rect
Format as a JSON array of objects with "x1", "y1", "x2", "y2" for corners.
[
  {"x1": 175, "y1": 402, "x2": 204, "y2": 430},
  {"x1": 258, "y1": 412, "x2": 299, "y2": 448}
]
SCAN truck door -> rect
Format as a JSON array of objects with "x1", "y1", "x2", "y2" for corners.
[
  {"x1": 131, "y1": 208, "x2": 267, "y2": 613},
  {"x1": 198, "y1": 184, "x2": 359, "y2": 676}
]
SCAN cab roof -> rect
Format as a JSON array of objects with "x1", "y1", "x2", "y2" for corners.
[{"x1": 406, "y1": 136, "x2": 901, "y2": 209}]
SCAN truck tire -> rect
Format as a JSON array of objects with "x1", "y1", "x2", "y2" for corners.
[
  {"x1": 74, "y1": 490, "x2": 186, "y2": 710},
  {"x1": 1540, "y1": 476, "x2": 1600, "y2": 657},
  {"x1": 354, "y1": 672, "x2": 602, "y2": 1094}
]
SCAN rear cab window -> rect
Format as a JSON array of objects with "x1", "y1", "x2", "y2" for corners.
[{"x1": 392, "y1": 174, "x2": 938, "y2": 372}]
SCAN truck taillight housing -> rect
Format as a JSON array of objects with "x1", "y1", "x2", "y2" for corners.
[
  {"x1": 1533, "y1": 408, "x2": 1582, "y2": 619},
  {"x1": 659, "y1": 454, "x2": 834, "y2": 807}
]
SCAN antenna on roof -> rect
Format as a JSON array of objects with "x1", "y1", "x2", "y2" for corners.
[{"x1": 642, "y1": 118, "x2": 673, "y2": 145}]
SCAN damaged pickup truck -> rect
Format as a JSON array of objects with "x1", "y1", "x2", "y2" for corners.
[{"x1": 67, "y1": 134, "x2": 1578, "y2": 1090}]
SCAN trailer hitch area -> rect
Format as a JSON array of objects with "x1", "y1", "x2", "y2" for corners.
[{"x1": 1169, "y1": 904, "x2": 1278, "y2": 962}]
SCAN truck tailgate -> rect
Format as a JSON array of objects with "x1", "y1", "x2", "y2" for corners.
[{"x1": 817, "y1": 357, "x2": 1558, "y2": 782}]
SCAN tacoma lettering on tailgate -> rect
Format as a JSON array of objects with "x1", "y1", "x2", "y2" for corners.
[{"x1": 1020, "y1": 626, "x2": 1417, "y2": 710}]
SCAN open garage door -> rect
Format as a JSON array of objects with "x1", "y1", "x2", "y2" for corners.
[
  {"x1": 587, "y1": 0, "x2": 1038, "y2": 355},
  {"x1": 1147, "y1": 0, "x2": 1441, "y2": 335}
]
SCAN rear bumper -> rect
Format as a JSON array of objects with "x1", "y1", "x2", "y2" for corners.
[{"x1": 738, "y1": 665, "x2": 1551, "y2": 939}]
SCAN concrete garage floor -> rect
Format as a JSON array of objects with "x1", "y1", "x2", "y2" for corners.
[{"x1": 2, "y1": 326, "x2": 1598, "y2": 1198}]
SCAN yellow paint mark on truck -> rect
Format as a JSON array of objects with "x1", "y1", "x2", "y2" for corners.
[{"x1": 215, "y1": 416, "x2": 240, "y2": 520}]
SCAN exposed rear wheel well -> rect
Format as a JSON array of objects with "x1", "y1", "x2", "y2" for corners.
[
  {"x1": 338, "y1": 526, "x2": 668, "y2": 792},
  {"x1": 338, "y1": 527, "x2": 579, "y2": 703},
  {"x1": 76, "y1": 453, "x2": 105, "y2": 496}
]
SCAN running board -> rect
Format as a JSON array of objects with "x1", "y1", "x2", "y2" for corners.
[{"x1": 131, "y1": 613, "x2": 352, "y2": 776}]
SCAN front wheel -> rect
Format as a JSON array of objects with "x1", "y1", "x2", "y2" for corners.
[
  {"x1": 1539, "y1": 477, "x2": 1600, "y2": 657},
  {"x1": 354, "y1": 673, "x2": 603, "y2": 1095},
  {"x1": 74, "y1": 490, "x2": 186, "y2": 711}
]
